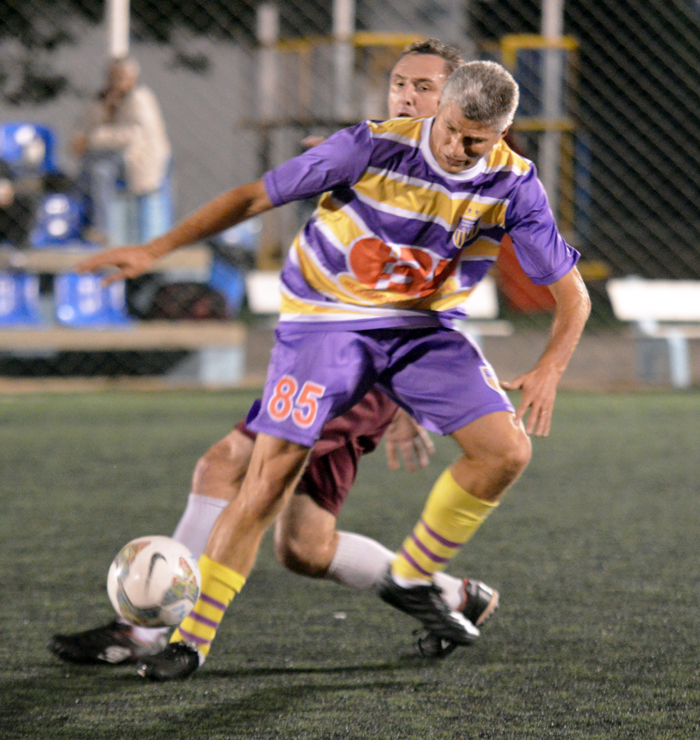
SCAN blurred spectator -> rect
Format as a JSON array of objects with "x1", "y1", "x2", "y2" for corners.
[{"x1": 72, "y1": 56, "x2": 171, "y2": 242}]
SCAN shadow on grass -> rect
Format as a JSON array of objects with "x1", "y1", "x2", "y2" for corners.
[
  {"x1": 203, "y1": 653, "x2": 434, "y2": 679},
  {"x1": 2, "y1": 660, "x2": 429, "y2": 740}
]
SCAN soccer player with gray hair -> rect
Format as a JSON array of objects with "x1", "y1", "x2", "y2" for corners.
[
  {"x1": 76, "y1": 60, "x2": 591, "y2": 680},
  {"x1": 51, "y1": 41, "x2": 501, "y2": 668}
]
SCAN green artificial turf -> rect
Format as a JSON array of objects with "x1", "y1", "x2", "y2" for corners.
[{"x1": 1, "y1": 390, "x2": 699, "y2": 739}]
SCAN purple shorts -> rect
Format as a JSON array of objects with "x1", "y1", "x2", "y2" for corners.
[
  {"x1": 248, "y1": 325, "x2": 514, "y2": 447},
  {"x1": 236, "y1": 388, "x2": 398, "y2": 516}
]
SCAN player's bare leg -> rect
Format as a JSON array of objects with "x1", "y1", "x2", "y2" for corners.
[
  {"x1": 380, "y1": 412, "x2": 529, "y2": 647},
  {"x1": 276, "y1": 494, "x2": 401, "y2": 592},
  {"x1": 169, "y1": 429, "x2": 254, "y2": 558},
  {"x1": 275, "y1": 492, "x2": 498, "y2": 645},
  {"x1": 190, "y1": 429, "x2": 254, "y2": 502},
  {"x1": 274, "y1": 493, "x2": 339, "y2": 577},
  {"x1": 136, "y1": 434, "x2": 311, "y2": 680},
  {"x1": 204, "y1": 433, "x2": 311, "y2": 574}
]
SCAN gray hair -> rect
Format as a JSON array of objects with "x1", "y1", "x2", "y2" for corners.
[{"x1": 440, "y1": 61, "x2": 519, "y2": 132}]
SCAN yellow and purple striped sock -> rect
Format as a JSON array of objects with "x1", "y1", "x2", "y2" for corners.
[
  {"x1": 392, "y1": 468, "x2": 498, "y2": 581},
  {"x1": 170, "y1": 554, "x2": 245, "y2": 659}
]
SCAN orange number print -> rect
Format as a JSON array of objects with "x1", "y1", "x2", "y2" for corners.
[
  {"x1": 292, "y1": 382, "x2": 326, "y2": 428},
  {"x1": 268, "y1": 375, "x2": 298, "y2": 421},
  {"x1": 267, "y1": 377, "x2": 327, "y2": 428}
]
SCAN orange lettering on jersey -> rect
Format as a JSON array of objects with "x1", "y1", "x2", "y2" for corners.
[{"x1": 347, "y1": 237, "x2": 455, "y2": 298}]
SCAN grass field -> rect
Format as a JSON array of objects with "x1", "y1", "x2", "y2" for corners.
[{"x1": 2, "y1": 390, "x2": 700, "y2": 739}]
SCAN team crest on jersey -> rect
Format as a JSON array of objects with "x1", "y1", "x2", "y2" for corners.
[{"x1": 452, "y1": 216, "x2": 480, "y2": 248}]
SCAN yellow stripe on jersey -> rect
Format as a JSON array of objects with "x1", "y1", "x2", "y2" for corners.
[
  {"x1": 486, "y1": 142, "x2": 531, "y2": 173},
  {"x1": 353, "y1": 172, "x2": 502, "y2": 230},
  {"x1": 280, "y1": 292, "x2": 416, "y2": 317},
  {"x1": 280, "y1": 293, "x2": 361, "y2": 317},
  {"x1": 461, "y1": 238, "x2": 501, "y2": 260},
  {"x1": 315, "y1": 205, "x2": 367, "y2": 253},
  {"x1": 484, "y1": 201, "x2": 508, "y2": 228},
  {"x1": 367, "y1": 117, "x2": 424, "y2": 143}
]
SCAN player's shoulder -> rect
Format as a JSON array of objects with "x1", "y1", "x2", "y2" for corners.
[
  {"x1": 485, "y1": 140, "x2": 533, "y2": 178},
  {"x1": 366, "y1": 116, "x2": 425, "y2": 145}
]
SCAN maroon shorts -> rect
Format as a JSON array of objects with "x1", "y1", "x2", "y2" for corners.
[{"x1": 234, "y1": 388, "x2": 398, "y2": 516}]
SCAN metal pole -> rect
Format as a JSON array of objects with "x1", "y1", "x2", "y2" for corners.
[
  {"x1": 333, "y1": 0, "x2": 355, "y2": 121},
  {"x1": 106, "y1": 0, "x2": 130, "y2": 58},
  {"x1": 540, "y1": 0, "x2": 564, "y2": 219},
  {"x1": 256, "y1": 4, "x2": 281, "y2": 266},
  {"x1": 257, "y1": 4, "x2": 279, "y2": 123}
]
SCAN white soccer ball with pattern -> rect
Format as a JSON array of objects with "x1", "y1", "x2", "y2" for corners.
[{"x1": 107, "y1": 535, "x2": 201, "y2": 627}]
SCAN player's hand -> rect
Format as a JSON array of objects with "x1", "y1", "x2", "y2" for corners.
[
  {"x1": 76, "y1": 245, "x2": 158, "y2": 285},
  {"x1": 384, "y1": 407, "x2": 435, "y2": 472},
  {"x1": 500, "y1": 366, "x2": 561, "y2": 437}
]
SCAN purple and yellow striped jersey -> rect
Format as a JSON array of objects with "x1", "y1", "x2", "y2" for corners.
[{"x1": 263, "y1": 115, "x2": 579, "y2": 330}]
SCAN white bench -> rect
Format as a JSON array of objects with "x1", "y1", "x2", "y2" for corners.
[
  {"x1": 245, "y1": 270, "x2": 512, "y2": 345},
  {"x1": 606, "y1": 277, "x2": 700, "y2": 388}
]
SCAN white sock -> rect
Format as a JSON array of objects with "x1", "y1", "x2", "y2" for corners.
[
  {"x1": 327, "y1": 532, "x2": 394, "y2": 592},
  {"x1": 129, "y1": 623, "x2": 169, "y2": 645},
  {"x1": 326, "y1": 532, "x2": 468, "y2": 608},
  {"x1": 433, "y1": 572, "x2": 467, "y2": 612},
  {"x1": 171, "y1": 492, "x2": 229, "y2": 559}
]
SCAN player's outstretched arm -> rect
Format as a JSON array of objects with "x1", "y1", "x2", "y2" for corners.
[
  {"x1": 77, "y1": 180, "x2": 273, "y2": 283},
  {"x1": 500, "y1": 266, "x2": 590, "y2": 437},
  {"x1": 384, "y1": 407, "x2": 435, "y2": 472}
]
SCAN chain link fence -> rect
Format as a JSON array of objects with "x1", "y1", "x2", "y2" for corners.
[{"x1": 0, "y1": 0, "x2": 698, "y2": 384}]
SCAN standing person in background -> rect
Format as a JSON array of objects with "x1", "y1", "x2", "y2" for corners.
[{"x1": 71, "y1": 56, "x2": 170, "y2": 243}]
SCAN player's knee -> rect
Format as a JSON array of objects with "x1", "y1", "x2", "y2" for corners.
[
  {"x1": 476, "y1": 429, "x2": 531, "y2": 493},
  {"x1": 497, "y1": 431, "x2": 532, "y2": 484},
  {"x1": 191, "y1": 433, "x2": 252, "y2": 496},
  {"x1": 192, "y1": 440, "x2": 229, "y2": 482}
]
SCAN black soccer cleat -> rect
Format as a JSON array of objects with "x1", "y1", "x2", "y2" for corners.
[
  {"x1": 415, "y1": 579, "x2": 500, "y2": 658},
  {"x1": 379, "y1": 571, "x2": 479, "y2": 646},
  {"x1": 137, "y1": 641, "x2": 201, "y2": 682},
  {"x1": 414, "y1": 629, "x2": 461, "y2": 659},
  {"x1": 48, "y1": 619, "x2": 166, "y2": 665},
  {"x1": 462, "y1": 579, "x2": 500, "y2": 627}
]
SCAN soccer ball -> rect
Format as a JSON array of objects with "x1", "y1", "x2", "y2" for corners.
[{"x1": 107, "y1": 536, "x2": 201, "y2": 627}]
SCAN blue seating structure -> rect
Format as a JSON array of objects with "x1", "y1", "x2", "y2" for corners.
[
  {"x1": 54, "y1": 273, "x2": 132, "y2": 327},
  {"x1": 0, "y1": 122, "x2": 58, "y2": 175},
  {"x1": 0, "y1": 272, "x2": 43, "y2": 326},
  {"x1": 30, "y1": 192, "x2": 93, "y2": 248},
  {"x1": 209, "y1": 257, "x2": 246, "y2": 316},
  {"x1": 208, "y1": 218, "x2": 262, "y2": 316}
]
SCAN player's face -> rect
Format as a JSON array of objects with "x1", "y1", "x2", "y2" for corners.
[
  {"x1": 387, "y1": 54, "x2": 449, "y2": 118},
  {"x1": 429, "y1": 101, "x2": 508, "y2": 173}
]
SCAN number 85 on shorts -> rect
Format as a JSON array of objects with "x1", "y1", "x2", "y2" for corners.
[{"x1": 267, "y1": 375, "x2": 326, "y2": 429}]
